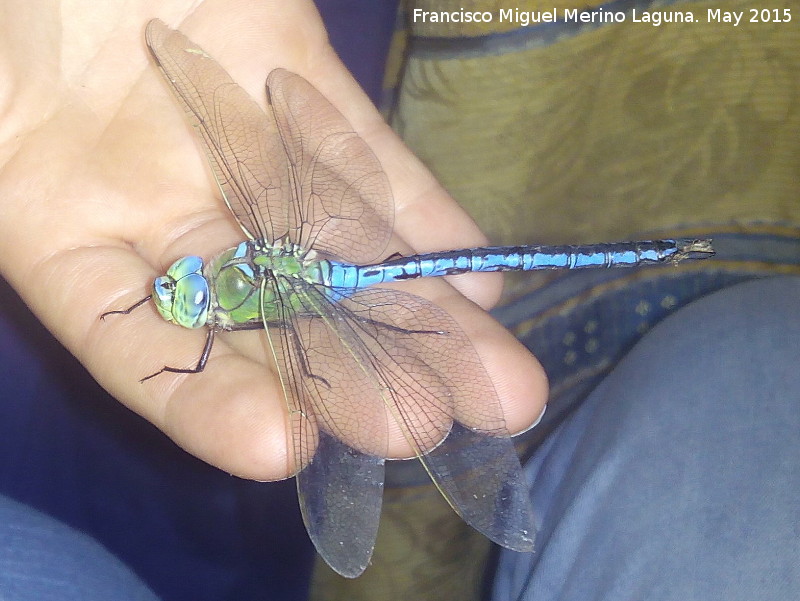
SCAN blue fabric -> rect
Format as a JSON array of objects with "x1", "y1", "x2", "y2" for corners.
[
  {"x1": 314, "y1": 0, "x2": 398, "y2": 106},
  {"x1": 0, "y1": 496, "x2": 159, "y2": 601},
  {"x1": 493, "y1": 276, "x2": 800, "y2": 600}
]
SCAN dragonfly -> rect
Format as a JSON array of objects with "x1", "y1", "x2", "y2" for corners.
[{"x1": 105, "y1": 19, "x2": 714, "y2": 578}]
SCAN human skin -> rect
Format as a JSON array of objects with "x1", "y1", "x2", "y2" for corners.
[{"x1": 0, "y1": 0, "x2": 547, "y2": 481}]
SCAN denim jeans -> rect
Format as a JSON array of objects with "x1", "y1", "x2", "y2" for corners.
[
  {"x1": 0, "y1": 495, "x2": 159, "y2": 601},
  {"x1": 493, "y1": 277, "x2": 800, "y2": 600}
]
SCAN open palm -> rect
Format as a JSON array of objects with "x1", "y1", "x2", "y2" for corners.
[{"x1": 0, "y1": 0, "x2": 547, "y2": 482}]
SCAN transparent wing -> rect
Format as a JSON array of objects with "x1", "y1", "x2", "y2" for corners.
[
  {"x1": 145, "y1": 19, "x2": 289, "y2": 242},
  {"x1": 336, "y1": 288, "x2": 535, "y2": 552},
  {"x1": 144, "y1": 20, "x2": 394, "y2": 263},
  {"x1": 267, "y1": 282, "x2": 388, "y2": 577},
  {"x1": 271, "y1": 283, "x2": 534, "y2": 575},
  {"x1": 266, "y1": 69, "x2": 394, "y2": 263}
]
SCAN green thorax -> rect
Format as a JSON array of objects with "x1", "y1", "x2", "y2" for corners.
[{"x1": 206, "y1": 238, "x2": 331, "y2": 330}]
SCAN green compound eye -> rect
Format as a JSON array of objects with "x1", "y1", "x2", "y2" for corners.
[{"x1": 152, "y1": 256, "x2": 209, "y2": 329}]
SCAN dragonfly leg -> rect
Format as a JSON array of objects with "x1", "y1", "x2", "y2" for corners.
[
  {"x1": 302, "y1": 368, "x2": 330, "y2": 390},
  {"x1": 354, "y1": 314, "x2": 446, "y2": 337},
  {"x1": 140, "y1": 328, "x2": 216, "y2": 382},
  {"x1": 286, "y1": 323, "x2": 331, "y2": 390},
  {"x1": 100, "y1": 295, "x2": 152, "y2": 320}
]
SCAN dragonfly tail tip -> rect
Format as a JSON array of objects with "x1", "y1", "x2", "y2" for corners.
[{"x1": 673, "y1": 239, "x2": 715, "y2": 263}]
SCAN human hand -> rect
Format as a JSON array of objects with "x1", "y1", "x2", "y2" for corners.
[{"x1": 0, "y1": 0, "x2": 547, "y2": 480}]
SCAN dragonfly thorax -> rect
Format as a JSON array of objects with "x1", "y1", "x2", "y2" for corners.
[
  {"x1": 153, "y1": 240, "x2": 331, "y2": 331},
  {"x1": 206, "y1": 239, "x2": 331, "y2": 330}
]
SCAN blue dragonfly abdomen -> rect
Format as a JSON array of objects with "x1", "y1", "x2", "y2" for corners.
[{"x1": 328, "y1": 239, "x2": 714, "y2": 290}]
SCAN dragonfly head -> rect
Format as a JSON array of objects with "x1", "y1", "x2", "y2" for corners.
[{"x1": 153, "y1": 256, "x2": 210, "y2": 329}]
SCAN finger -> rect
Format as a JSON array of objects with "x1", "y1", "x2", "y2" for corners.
[{"x1": 380, "y1": 276, "x2": 548, "y2": 454}]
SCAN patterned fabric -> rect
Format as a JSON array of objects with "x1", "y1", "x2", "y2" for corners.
[
  {"x1": 393, "y1": 0, "x2": 799, "y2": 248},
  {"x1": 388, "y1": 0, "x2": 800, "y2": 422}
]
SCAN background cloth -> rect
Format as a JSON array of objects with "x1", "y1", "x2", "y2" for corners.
[
  {"x1": 0, "y1": 1, "x2": 797, "y2": 600},
  {"x1": 494, "y1": 277, "x2": 800, "y2": 601}
]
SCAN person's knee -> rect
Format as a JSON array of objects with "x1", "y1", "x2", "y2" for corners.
[{"x1": 0, "y1": 496, "x2": 159, "y2": 601}]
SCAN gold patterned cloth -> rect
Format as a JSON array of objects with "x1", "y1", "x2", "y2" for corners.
[
  {"x1": 389, "y1": 0, "x2": 800, "y2": 412},
  {"x1": 311, "y1": 0, "x2": 800, "y2": 598},
  {"x1": 394, "y1": 0, "x2": 800, "y2": 251}
]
